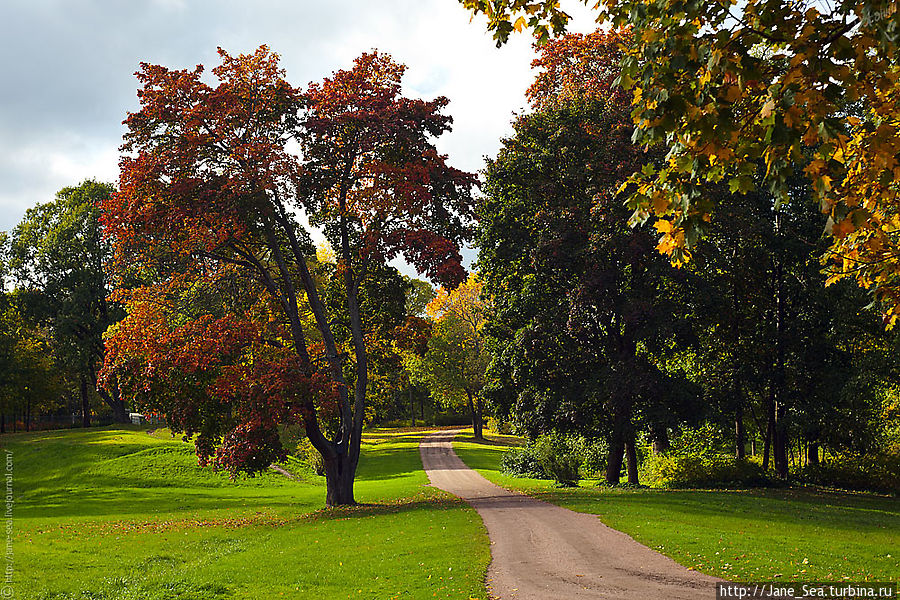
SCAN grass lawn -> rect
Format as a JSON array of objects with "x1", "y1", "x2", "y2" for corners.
[
  {"x1": 9, "y1": 426, "x2": 490, "y2": 599},
  {"x1": 454, "y1": 430, "x2": 900, "y2": 583}
]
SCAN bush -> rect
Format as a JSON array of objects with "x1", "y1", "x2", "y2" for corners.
[
  {"x1": 487, "y1": 416, "x2": 514, "y2": 435},
  {"x1": 798, "y1": 453, "x2": 900, "y2": 495},
  {"x1": 294, "y1": 437, "x2": 325, "y2": 476},
  {"x1": 642, "y1": 453, "x2": 770, "y2": 489},
  {"x1": 500, "y1": 433, "x2": 584, "y2": 486},
  {"x1": 500, "y1": 446, "x2": 547, "y2": 479},
  {"x1": 570, "y1": 436, "x2": 608, "y2": 479},
  {"x1": 532, "y1": 433, "x2": 581, "y2": 486}
]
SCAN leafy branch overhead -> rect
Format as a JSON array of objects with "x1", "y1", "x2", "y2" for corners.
[{"x1": 459, "y1": 0, "x2": 900, "y2": 323}]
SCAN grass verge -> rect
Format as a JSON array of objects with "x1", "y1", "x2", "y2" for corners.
[
  {"x1": 453, "y1": 430, "x2": 899, "y2": 582},
  {"x1": 9, "y1": 426, "x2": 490, "y2": 599}
]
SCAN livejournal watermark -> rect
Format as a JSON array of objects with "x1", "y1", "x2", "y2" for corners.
[
  {"x1": 3, "y1": 450, "x2": 11, "y2": 598},
  {"x1": 718, "y1": 582, "x2": 897, "y2": 599}
]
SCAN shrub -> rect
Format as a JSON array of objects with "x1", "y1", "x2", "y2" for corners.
[
  {"x1": 500, "y1": 433, "x2": 606, "y2": 486},
  {"x1": 487, "y1": 416, "x2": 514, "y2": 435},
  {"x1": 532, "y1": 433, "x2": 581, "y2": 486},
  {"x1": 294, "y1": 437, "x2": 325, "y2": 476},
  {"x1": 571, "y1": 436, "x2": 608, "y2": 479},
  {"x1": 500, "y1": 446, "x2": 547, "y2": 479},
  {"x1": 642, "y1": 453, "x2": 770, "y2": 489},
  {"x1": 798, "y1": 452, "x2": 900, "y2": 495}
]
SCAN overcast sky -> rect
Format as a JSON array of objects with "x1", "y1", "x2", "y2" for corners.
[{"x1": 0, "y1": 0, "x2": 595, "y2": 274}]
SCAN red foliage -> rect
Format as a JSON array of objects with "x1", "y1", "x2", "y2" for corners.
[
  {"x1": 526, "y1": 29, "x2": 633, "y2": 112},
  {"x1": 301, "y1": 51, "x2": 475, "y2": 288},
  {"x1": 100, "y1": 47, "x2": 474, "y2": 485}
]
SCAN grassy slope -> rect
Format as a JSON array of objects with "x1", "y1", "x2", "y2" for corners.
[
  {"x1": 10, "y1": 427, "x2": 490, "y2": 600},
  {"x1": 454, "y1": 431, "x2": 900, "y2": 582}
]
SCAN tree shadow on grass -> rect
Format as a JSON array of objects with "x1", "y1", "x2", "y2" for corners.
[{"x1": 301, "y1": 490, "x2": 468, "y2": 523}]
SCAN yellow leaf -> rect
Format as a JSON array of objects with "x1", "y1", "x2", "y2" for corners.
[
  {"x1": 831, "y1": 146, "x2": 845, "y2": 164},
  {"x1": 760, "y1": 98, "x2": 776, "y2": 119},
  {"x1": 513, "y1": 16, "x2": 527, "y2": 32},
  {"x1": 654, "y1": 219, "x2": 674, "y2": 234},
  {"x1": 699, "y1": 69, "x2": 711, "y2": 87}
]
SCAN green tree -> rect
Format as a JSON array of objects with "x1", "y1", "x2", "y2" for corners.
[
  {"x1": 0, "y1": 293, "x2": 62, "y2": 432},
  {"x1": 6, "y1": 180, "x2": 126, "y2": 424},
  {"x1": 477, "y1": 31, "x2": 703, "y2": 484}
]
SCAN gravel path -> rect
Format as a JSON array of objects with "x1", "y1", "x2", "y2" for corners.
[{"x1": 419, "y1": 429, "x2": 720, "y2": 600}]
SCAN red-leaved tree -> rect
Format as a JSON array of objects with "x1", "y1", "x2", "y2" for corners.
[{"x1": 100, "y1": 47, "x2": 474, "y2": 506}]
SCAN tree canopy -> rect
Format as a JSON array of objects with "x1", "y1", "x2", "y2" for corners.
[{"x1": 459, "y1": 0, "x2": 900, "y2": 323}]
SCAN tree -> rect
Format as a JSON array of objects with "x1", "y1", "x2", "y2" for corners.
[
  {"x1": 478, "y1": 31, "x2": 698, "y2": 484},
  {"x1": 0, "y1": 293, "x2": 62, "y2": 432},
  {"x1": 101, "y1": 47, "x2": 474, "y2": 506},
  {"x1": 419, "y1": 275, "x2": 490, "y2": 438},
  {"x1": 6, "y1": 180, "x2": 127, "y2": 424},
  {"x1": 458, "y1": 0, "x2": 900, "y2": 323},
  {"x1": 404, "y1": 276, "x2": 435, "y2": 317},
  {"x1": 394, "y1": 314, "x2": 433, "y2": 426}
]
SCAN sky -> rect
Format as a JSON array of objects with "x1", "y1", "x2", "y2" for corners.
[{"x1": 0, "y1": 0, "x2": 596, "y2": 275}]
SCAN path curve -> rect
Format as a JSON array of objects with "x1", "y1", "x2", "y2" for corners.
[{"x1": 420, "y1": 429, "x2": 720, "y2": 600}]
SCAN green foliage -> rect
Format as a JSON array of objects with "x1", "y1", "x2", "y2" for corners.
[
  {"x1": 570, "y1": 435, "x2": 608, "y2": 478},
  {"x1": 294, "y1": 436, "x2": 326, "y2": 476},
  {"x1": 478, "y1": 55, "x2": 698, "y2": 477},
  {"x1": 532, "y1": 433, "x2": 581, "y2": 486},
  {"x1": 403, "y1": 276, "x2": 435, "y2": 317},
  {"x1": 486, "y1": 417, "x2": 513, "y2": 435},
  {"x1": 641, "y1": 453, "x2": 771, "y2": 489},
  {"x1": 666, "y1": 424, "x2": 731, "y2": 457},
  {"x1": 500, "y1": 433, "x2": 605, "y2": 485},
  {"x1": 0, "y1": 293, "x2": 63, "y2": 419},
  {"x1": 5, "y1": 179, "x2": 125, "y2": 421},
  {"x1": 499, "y1": 445, "x2": 547, "y2": 479},
  {"x1": 798, "y1": 453, "x2": 900, "y2": 495}
]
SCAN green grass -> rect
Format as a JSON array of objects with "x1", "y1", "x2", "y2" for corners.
[
  {"x1": 8, "y1": 426, "x2": 490, "y2": 599},
  {"x1": 454, "y1": 430, "x2": 900, "y2": 582}
]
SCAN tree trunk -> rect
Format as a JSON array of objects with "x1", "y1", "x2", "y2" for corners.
[
  {"x1": 651, "y1": 424, "x2": 670, "y2": 455},
  {"x1": 1, "y1": 414, "x2": 5, "y2": 434},
  {"x1": 98, "y1": 389, "x2": 129, "y2": 424},
  {"x1": 771, "y1": 213, "x2": 789, "y2": 479},
  {"x1": 410, "y1": 387, "x2": 416, "y2": 427},
  {"x1": 625, "y1": 434, "x2": 639, "y2": 485},
  {"x1": 474, "y1": 397, "x2": 483, "y2": 439},
  {"x1": 466, "y1": 392, "x2": 483, "y2": 440},
  {"x1": 774, "y1": 404, "x2": 788, "y2": 478},
  {"x1": 735, "y1": 401, "x2": 746, "y2": 460},
  {"x1": 606, "y1": 417, "x2": 626, "y2": 485},
  {"x1": 93, "y1": 367, "x2": 130, "y2": 424},
  {"x1": 763, "y1": 396, "x2": 774, "y2": 471},
  {"x1": 323, "y1": 452, "x2": 356, "y2": 506},
  {"x1": 807, "y1": 441, "x2": 819, "y2": 465},
  {"x1": 80, "y1": 374, "x2": 91, "y2": 428}
]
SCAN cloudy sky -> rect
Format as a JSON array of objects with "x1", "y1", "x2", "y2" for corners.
[{"x1": 0, "y1": 0, "x2": 597, "y2": 241}]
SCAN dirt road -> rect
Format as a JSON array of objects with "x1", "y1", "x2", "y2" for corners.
[{"x1": 419, "y1": 430, "x2": 720, "y2": 600}]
